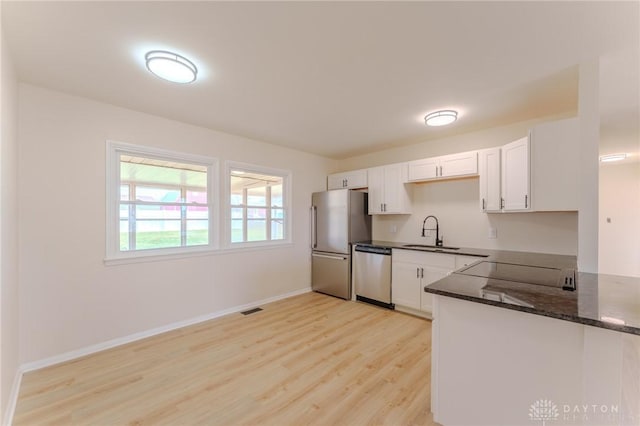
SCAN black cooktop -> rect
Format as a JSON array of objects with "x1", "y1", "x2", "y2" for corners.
[{"x1": 456, "y1": 261, "x2": 574, "y2": 289}]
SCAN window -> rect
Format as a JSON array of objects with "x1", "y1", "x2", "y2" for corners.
[
  {"x1": 227, "y1": 162, "x2": 291, "y2": 246},
  {"x1": 106, "y1": 141, "x2": 217, "y2": 261}
]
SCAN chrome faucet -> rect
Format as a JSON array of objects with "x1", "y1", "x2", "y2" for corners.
[{"x1": 421, "y1": 215, "x2": 443, "y2": 247}]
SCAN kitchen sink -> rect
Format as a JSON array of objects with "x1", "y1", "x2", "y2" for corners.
[{"x1": 403, "y1": 244, "x2": 460, "y2": 250}]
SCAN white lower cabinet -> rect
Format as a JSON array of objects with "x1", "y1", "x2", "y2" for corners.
[
  {"x1": 419, "y1": 267, "x2": 450, "y2": 313},
  {"x1": 391, "y1": 249, "x2": 457, "y2": 317}
]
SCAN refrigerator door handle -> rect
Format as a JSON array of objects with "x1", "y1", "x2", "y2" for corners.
[
  {"x1": 310, "y1": 206, "x2": 318, "y2": 249},
  {"x1": 312, "y1": 253, "x2": 348, "y2": 261}
]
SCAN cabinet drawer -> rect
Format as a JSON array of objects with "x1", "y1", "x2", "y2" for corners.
[{"x1": 392, "y1": 248, "x2": 456, "y2": 269}]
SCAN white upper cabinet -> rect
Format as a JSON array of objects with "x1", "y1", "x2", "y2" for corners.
[
  {"x1": 439, "y1": 151, "x2": 479, "y2": 178},
  {"x1": 368, "y1": 163, "x2": 412, "y2": 215},
  {"x1": 407, "y1": 157, "x2": 439, "y2": 181},
  {"x1": 408, "y1": 151, "x2": 478, "y2": 182},
  {"x1": 478, "y1": 147, "x2": 502, "y2": 212},
  {"x1": 501, "y1": 136, "x2": 530, "y2": 211},
  {"x1": 327, "y1": 169, "x2": 368, "y2": 190}
]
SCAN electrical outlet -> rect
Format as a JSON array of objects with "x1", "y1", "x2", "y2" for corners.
[
  {"x1": 488, "y1": 227, "x2": 497, "y2": 239},
  {"x1": 390, "y1": 224, "x2": 397, "y2": 234}
]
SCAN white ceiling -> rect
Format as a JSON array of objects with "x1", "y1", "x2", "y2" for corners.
[{"x1": 2, "y1": 1, "x2": 638, "y2": 159}]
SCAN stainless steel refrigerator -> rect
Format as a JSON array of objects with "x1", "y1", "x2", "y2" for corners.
[{"x1": 311, "y1": 189, "x2": 371, "y2": 299}]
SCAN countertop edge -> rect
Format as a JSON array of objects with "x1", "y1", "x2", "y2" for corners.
[{"x1": 425, "y1": 287, "x2": 640, "y2": 336}]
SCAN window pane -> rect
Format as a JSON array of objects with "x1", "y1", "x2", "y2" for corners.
[
  {"x1": 135, "y1": 220, "x2": 181, "y2": 250},
  {"x1": 120, "y1": 220, "x2": 129, "y2": 250},
  {"x1": 186, "y1": 220, "x2": 208, "y2": 246},
  {"x1": 121, "y1": 155, "x2": 207, "y2": 188},
  {"x1": 247, "y1": 220, "x2": 266, "y2": 241},
  {"x1": 228, "y1": 167, "x2": 287, "y2": 245},
  {"x1": 111, "y1": 146, "x2": 215, "y2": 257},
  {"x1": 231, "y1": 208, "x2": 243, "y2": 219},
  {"x1": 271, "y1": 184, "x2": 283, "y2": 207},
  {"x1": 119, "y1": 204, "x2": 129, "y2": 220},
  {"x1": 135, "y1": 186, "x2": 181, "y2": 203},
  {"x1": 186, "y1": 190, "x2": 207, "y2": 204},
  {"x1": 136, "y1": 205, "x2": 181, "y2": 220},
  {"x1": 271, "y1": 220, "x2": 284, "y2": 240},
  {"x1": 247, "y1": 186, "x2": 266, "y2": 206},
  {"x1": 120, "y1": 185, "x2": 130, "y2": 201},
  {"x1": 230, "y1": 176, "x2": 244, "y2": 205},
  {"x1": 231, "y1": 219, "x2": 244, "y2": 243},
  {"x1": 187, "y1": 205, "x2": 208, "y2": 220},
  {"x1": 247, "y1": 208, "x2": 267, "y2": 219}
]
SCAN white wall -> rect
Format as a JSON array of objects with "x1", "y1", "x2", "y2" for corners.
[
  {"x1": 599, "y1": 161, "x2": 640, "y2": 276},
  {"x1": 334, "y1": 115, "x2": 573, "y2": 171},
  {"x1": 0, "y1": 21, "x2": 20, "y2": 421},
  {"x1": 374, "y1": 178, "x2": 578, "y2": 255},
  {"x1": 18, "y1": 84, "x2": 331, "y2": 364},
  {"x1": 335, "y1": 117, "x2": 579, "y2": 255},
  {"x1": 577, "y1": 60, "x2": 600, "y2": 273}
]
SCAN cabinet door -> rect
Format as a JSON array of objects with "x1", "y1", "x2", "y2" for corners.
[
  {"x1": 367, "y1": 166, "x2": 385, "y2": 214},
  {"x1": 391, "y1": 261, "x2": 421, "y2": 310},
  {"x1": 327, "y1": 169, "x2": 368, "y2": 190},
  {"x1": 420, "y1": 267, "x2": 450, "y2": 313},
  {"x1": 479, "y1": 147, "x2": 501, "y2": 212},
  {"x1": 440, "y1": 151, "x2": 478, "y2": 178},
  {"x1": 382, "y1": 163, "x2": 409, "y2": 213},
  {"x1": 501, "y1": 136, "x2": 530, "y2": 211},
  {"x1": 408, "y1": 157, "x2": 439, "y2": 181},
  {"x1": 344, "y1": 169, "x2": 368, "y2": 189},
  {"x1": 327, "y1": 173, "x2": 347, "y2": 190}
]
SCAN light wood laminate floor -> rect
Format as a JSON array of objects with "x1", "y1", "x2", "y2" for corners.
[{"x1": 14, "y1": 292, "x2": 435, "y2": 425}]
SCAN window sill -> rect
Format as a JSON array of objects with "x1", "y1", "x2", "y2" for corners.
[{"x1": 104, "y1": 241, "x2": 295, "y2": 266}]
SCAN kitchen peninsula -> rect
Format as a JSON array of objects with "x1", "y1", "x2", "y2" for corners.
[{"x1": 425, "y1": 263, "x2": 640, "y2": 425}]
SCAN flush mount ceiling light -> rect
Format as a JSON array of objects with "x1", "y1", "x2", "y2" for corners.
[
  {"x1": 425, "y1": 110, "x2": 458, "y2": 127},
  {"x1": 145, "y1": 50, "x2": 198, "y2": 84},
  {"x1": 599, "y1": 153, "x2": 627, "y2": 163}
]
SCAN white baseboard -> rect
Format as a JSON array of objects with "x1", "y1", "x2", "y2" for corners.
[
  {"x1": 20, "y1": 287, "x2": 311, "y2": 374},
  {"x1": 2, "y1": 369, "x2": 22, "y2": 426}
]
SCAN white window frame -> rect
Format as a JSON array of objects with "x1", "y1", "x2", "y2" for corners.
[
  {"x1": 224, "y1": 161, "x2": 292, "y2": 249},
  {"x1": 105, "y1": 140, "x2": 219, "y2": 264}
]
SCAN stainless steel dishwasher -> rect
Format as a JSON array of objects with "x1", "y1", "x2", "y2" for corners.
[{"x1": 353, "y1": 245, "x2": 394, "y2": 309}]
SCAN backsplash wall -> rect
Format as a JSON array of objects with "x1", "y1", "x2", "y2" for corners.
[{"x1": 372, "y1": 177, "x2": 579, "y2": 255}]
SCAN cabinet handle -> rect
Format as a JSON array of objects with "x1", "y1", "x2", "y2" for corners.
[
  {"x1": 501, "y1": 198, "x2": 505, "y2": 209},
  {"x1": 525, "y1": 195, "x2": 528, "y2": 208},
  {"x1": 435, "y1": 165, "x2": 438, "y2": 177},
  {"x1": 440, "y1": 165, "x2": 443, "y2": 176},
  {"x1": 421, "y1": 268, "x2": 424, "y2": 278},
  {"x1": 417, "y1": 268, "x2": 420, "y2": 279},
  {"x1": 482, "y1": 198, "x2": 486, "y2": 211}
]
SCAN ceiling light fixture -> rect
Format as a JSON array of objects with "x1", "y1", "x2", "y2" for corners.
[
  {"x1": 599, "y1": 153, "x2": 627, "y2": 163},
  {"x1": 145, "y1": 50, "x2": 198, "y2": 84},
  {"x1": 425, "y1": 110, "x2": 458, "y2": 127}
]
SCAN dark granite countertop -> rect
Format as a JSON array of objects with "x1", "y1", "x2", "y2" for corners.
[
  {"x1": 425, "y1": 269, "x2": 640, "y2": 336},
  {"x1": 355, "y1": 240, "x2": 576, "y2": 269},
  {"x1": 354, "y1": 240, "x2": 639, "y2": 335},
  {"x1": 354, "y1": 240, "x2": 490, "y2": 258}
]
